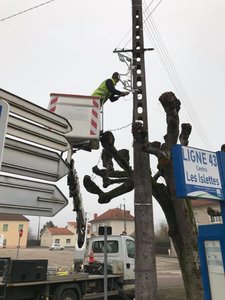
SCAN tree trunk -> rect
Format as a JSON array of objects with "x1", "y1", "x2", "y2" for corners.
[
  {"x1": 84, "y1": 91, "x2": 204, "y2": 299},
  {"x1": 147, "y1": 92, "x2": 203, "y2": 299},
  {"x1": 167, "y1": 165, "x2": 203, "y2": 299}
]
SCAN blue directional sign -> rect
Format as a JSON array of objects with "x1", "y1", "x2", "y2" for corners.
[
  {"x1": 172, "y1": 145, "x2": 224, "y2": 200},
  {"x1": 216, "y1": 151, "x2": 225, "y2": 194}
]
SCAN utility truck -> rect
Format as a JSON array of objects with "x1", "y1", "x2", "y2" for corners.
[
  {"x1": 0, "y1": 235, "x2": 135, "y2": 300},
  {"x1": 0, "y1": 89, "x2": 135, "y2": 300}
]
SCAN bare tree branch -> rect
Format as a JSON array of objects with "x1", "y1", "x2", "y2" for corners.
[
  {"x1": 179, "y1": 123, "x2": 192, "y2": 146},
  {"x1": 83, "y1": 131, "x2": 134, "y2": 203}
]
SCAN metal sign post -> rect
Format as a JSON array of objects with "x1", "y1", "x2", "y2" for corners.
[
  {"x1": 98, "y1": 226, "x2": 112, "y2": 300},
  {"x1": 0, "y1": 100, "x2": 9, "y2": 170},
  {"x1": 104, "y1": 225, "x2": 108, "y2": 300}
]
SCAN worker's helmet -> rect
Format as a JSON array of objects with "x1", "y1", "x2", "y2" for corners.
[{"x1": 112, "y1": 72, "x2": 120, "y2": 82}]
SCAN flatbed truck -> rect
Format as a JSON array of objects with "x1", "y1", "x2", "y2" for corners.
[{"x1": 0, "y1": 235, "x2": 135, "y2": 300}]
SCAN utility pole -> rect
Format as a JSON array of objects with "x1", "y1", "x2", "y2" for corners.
[{"x1": 131, "y1": 0, "x2": 157, "y2": 299}]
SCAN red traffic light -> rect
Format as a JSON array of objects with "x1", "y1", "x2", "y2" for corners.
[{"x1": 19, "y1": 229, "x2": 23, "y2": 237}]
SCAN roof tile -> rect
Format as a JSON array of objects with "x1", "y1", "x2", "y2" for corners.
[
  {"x1": 47, "y1": 227, "x2": 74, "y2": 235},
  {"x1": 90, "y1": 208, "x2": 134, "y2": 222},
  {"x1": 191, "y1": 199, "x2": 220, "y2": 207},
  {"x1": 0, "y1": 213, "x2": 29, "y2": 221}
]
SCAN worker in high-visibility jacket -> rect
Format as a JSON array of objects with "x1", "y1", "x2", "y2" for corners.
[{"x1": 92, "y1": 72, "x2": 129, "y2": 105}]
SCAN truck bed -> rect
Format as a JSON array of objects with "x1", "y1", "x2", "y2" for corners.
[
  {"x1": 0, "y1": 271, "x2": 125, "y2": 299},
  {"x1": 0, "y1": 272, "x2": 121, "y2": 287}
]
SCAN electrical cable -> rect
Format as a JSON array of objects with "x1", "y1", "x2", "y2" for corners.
[
  {"x1": 0, "y1": 0, "x2": 57, "y2": 22},
  {"x1": 106, "y1": 122, "x2": 132, "y2": 133},
  {"x1": 143, "y1": 1, "x2": 211, "y2": 148},
  {"x1": 1, "y1": 0, "x2": 211, "y2": 148},
  {"x1": 116, "y1": 0, "x2": 212, "y2": 149},
  {"x1": 116, "y1": 0, "x2": 163, "y2": 50}
]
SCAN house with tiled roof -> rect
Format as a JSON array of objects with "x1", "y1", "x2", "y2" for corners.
[
  {"x1": 192, "y1": 199, "x2": 222, "y2": 224},
  {"x1": 40, "y1": 227, "x2": 75, "y2": 248},
  {"x1": 0, "y1": 213, "x2": 29, "y2": 248},
  {"x1": 169, "y1": 199, "x2": 221, "y2": 256},
  {"x1": 89, "y1": 208, "x2": 135, "y2": 236}
]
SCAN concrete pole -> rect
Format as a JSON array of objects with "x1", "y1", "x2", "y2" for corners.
[{"x1": 131, "y1": 0, "x2": 158, "y2": 299}]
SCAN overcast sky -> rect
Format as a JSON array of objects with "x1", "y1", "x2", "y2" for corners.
[{"x1": 0, "y1": 0, "x2": 225, "y2": 235}]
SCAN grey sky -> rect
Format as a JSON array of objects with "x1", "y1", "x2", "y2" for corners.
[{"x1": 0, "y1": 0, "x2": 224, "y2": 234}]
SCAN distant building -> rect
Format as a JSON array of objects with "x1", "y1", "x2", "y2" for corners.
[
  {"x1": 40, "y1": 227, "x2": 75, "y2": 248},
  {"x1": 89, "y1": 208, "x2": 135, "y2": 236},
  {"x1": 169, "y1": 199, "x2": 221, "y2": 256},
  {"x1": 192, "y1": 199, "x2": 221, "y2": 225},
  {"x1": 0, "y1": 213, "x2": 29, "y2": 248},
  {"x1": 66, "y1": 221, "x2": 91, "y2": 237},
  {"x1": 66, "y1": 221, "x2": 77, "y2": 234}
]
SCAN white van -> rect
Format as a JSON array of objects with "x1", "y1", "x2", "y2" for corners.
[{"x1": 84, "y1": 234, "x2": 135, "y2": 296}]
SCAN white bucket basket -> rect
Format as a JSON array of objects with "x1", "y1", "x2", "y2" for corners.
[{"x1": 48, "y1": 93, "x2": 101, "y2": 150}]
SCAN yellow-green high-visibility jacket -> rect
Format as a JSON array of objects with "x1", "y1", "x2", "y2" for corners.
[{"x1": 92, "y1": 78, "x2": 120, "y2": 105}]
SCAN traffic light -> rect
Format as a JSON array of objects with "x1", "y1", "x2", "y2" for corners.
[{"x1": 98, "y1": 226, "x2": 112, "y2": 235}]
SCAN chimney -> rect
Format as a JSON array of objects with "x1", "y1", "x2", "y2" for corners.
[{"x1": 94, "y1": 213, "x2": 98, "y2": 219}]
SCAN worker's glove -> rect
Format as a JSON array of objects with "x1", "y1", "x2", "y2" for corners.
[{"x1": 121, "y1": 91, "x2": 130, "y2": 97}]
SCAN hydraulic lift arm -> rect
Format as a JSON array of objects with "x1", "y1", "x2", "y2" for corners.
[{"x1": 67, "y1": 158, "x2": 87, "y2": 271}]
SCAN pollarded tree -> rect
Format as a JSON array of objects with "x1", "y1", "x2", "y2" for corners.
[
  {"x1": 138, "y1": 92, "x2": 203, "y2": 299},
  {"x1": 84, "y1": 91, "x2": 203, "y2": 300}
]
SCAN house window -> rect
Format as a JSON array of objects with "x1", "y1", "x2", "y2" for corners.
[
  {"x1": 55, "y1": 239, "x2": 60, "y2": 244},
  {"x1": 18, "y1": 224, "x2": 23, "y2": 231},
  {"x1": 210, "y1": 215, "x2": 222, "y2": 224},
  {"x1": 66, "y1": 239, "x2": 71, "y2": 244},
  {"x1": 97, "y1": 223, "x2": 107, "y2": 234},
  {"x1": 3, "y1": 224, "x2": 8, "y2": 232}
]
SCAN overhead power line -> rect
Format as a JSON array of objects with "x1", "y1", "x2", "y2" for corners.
[
  {"x1": 142, "y1": 0, "x2": 211, "y2": 148},
  {"x1": 116, "y1": 0, "x2": 211, "y2": 149},
  {"x1": 0, "y1": 0, "x2": 57, "y2": 22},
  {"x1": 116, "y1": 0, "x2": 163, "y2": 49}
]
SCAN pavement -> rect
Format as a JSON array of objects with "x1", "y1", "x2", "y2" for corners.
[{"x1": 0, "y1": 247, "x2": 184, "y2": 289}]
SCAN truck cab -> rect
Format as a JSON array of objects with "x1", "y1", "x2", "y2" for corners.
[{"x1": 84, "y1": 234, "x2": 135, "y2": 295}]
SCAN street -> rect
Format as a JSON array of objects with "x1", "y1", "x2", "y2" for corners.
[{"x1": 0, "y1": 247, "x2": 183, "y2": 289}]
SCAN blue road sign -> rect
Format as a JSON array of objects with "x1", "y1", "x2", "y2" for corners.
[{"x1": 172, "y1": 145, "x2": 224, "y2": 200}]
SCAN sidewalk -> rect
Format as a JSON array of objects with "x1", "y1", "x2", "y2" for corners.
[{"x1": 158, "y1": 286, "x2": 186, "y2": 300}]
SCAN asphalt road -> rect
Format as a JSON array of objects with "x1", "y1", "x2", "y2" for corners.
[{"x1": 0, "y1": 247, "x2": 184, "y2": 289}]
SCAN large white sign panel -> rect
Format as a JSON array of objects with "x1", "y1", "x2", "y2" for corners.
[
  {"x1": 2, "y1": 138, "x2": 69, "y2": 181},
  {"x1": 173, "y1": 145, "x2": 224, "y2": 200},
  {"x1": 0, "y1": 89, "x2": 71, "y2": 216},
  {"x1": 0, "y1": 100, "x2": 9, "y2": 170},
  {"x1": 182, "y1": 147, "x2": 222, "y2": 198},
  {"x1": 204, "y1": 240, "x2": 225, "y2": 300},
  {"x1": 0, "y1": 175, "x2": 68, "y2": 216}
]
